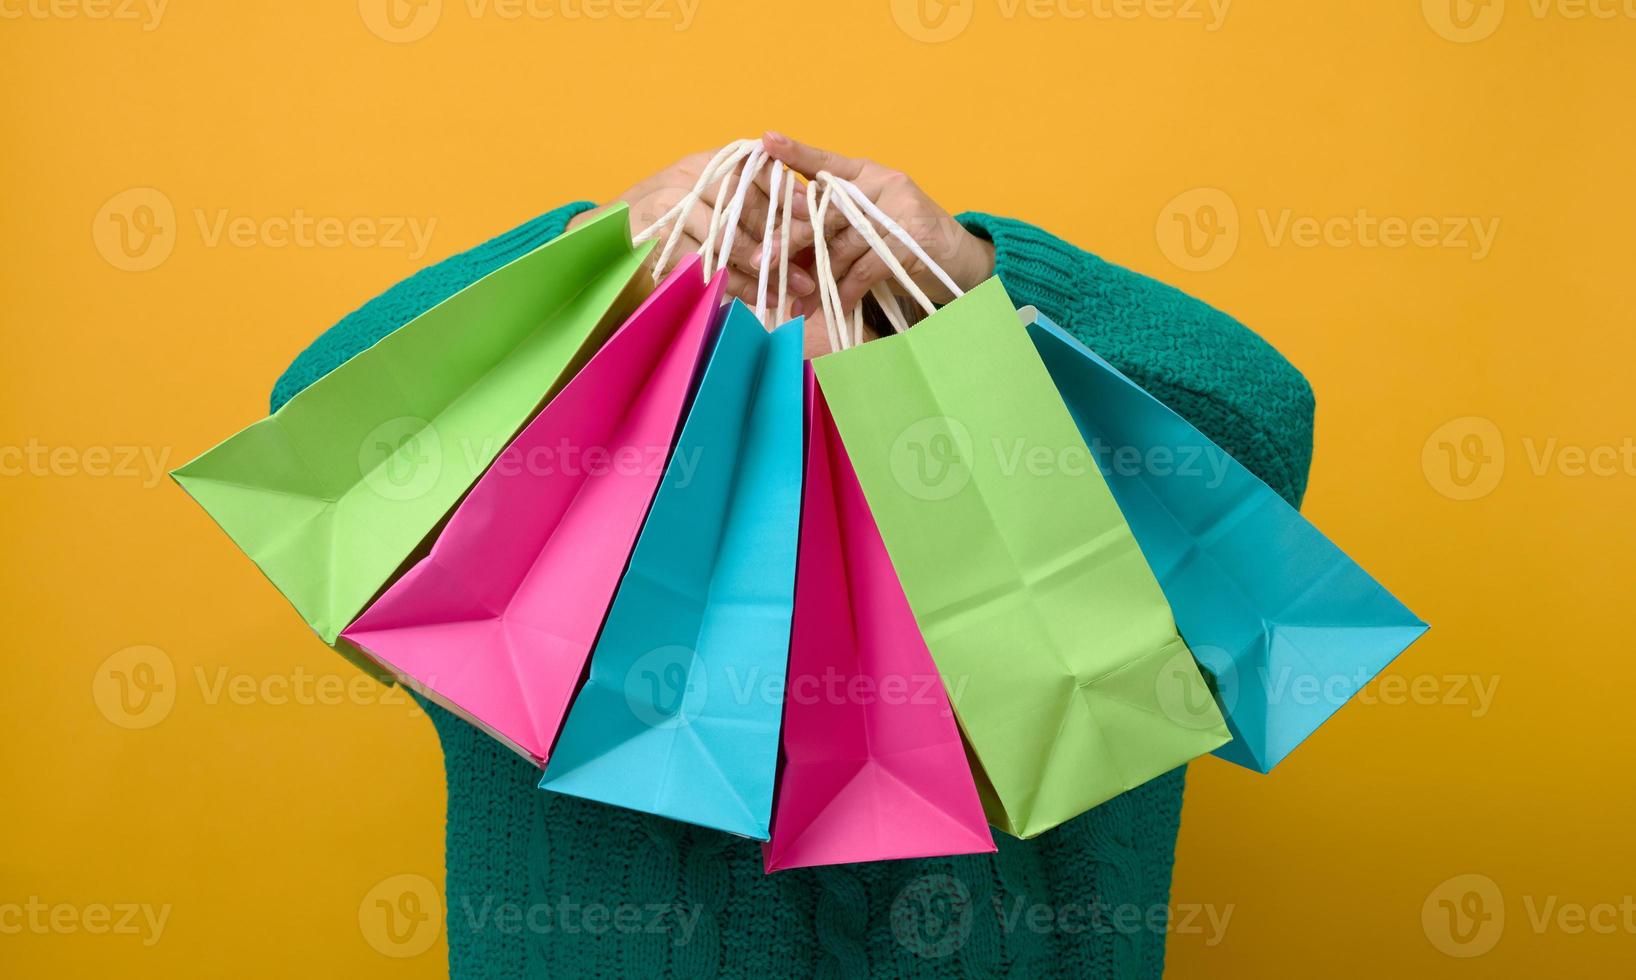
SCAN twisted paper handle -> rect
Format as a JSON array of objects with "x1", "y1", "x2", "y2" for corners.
[
  {"x1": 630, "y1": 139, "x2": 795, "y2": 327},
  {"x1": 633, "y1": 140, "x2": 965, "y2": 341},
  {"x1": 806, "y1": 171, "x2": 966, "y2": 352}
]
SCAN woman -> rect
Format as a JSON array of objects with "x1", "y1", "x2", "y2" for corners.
[{"x1": 274, "y1": 133, "x2": 1313, "y2": 979}]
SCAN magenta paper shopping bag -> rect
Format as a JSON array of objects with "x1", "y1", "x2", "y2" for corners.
[
  {"x1": 341, "y1": 257, "x2": 725, "y2": 765},
  {"x1": 763, "y1": 373, "x2": 995, "y2": 872}
]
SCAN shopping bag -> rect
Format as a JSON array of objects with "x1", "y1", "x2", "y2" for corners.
[
  {"x1": 1026, "y1": 313, "x2": 1429, "y2": 772},
  {"x1": 337, "y1": 257, "x2": 725, "y2": 765},
  {"x1": 812, "y1": 277, "x2": 1231, "y2": 839},
  {"x1": 172, "y1": 206, "x2": 653, "y2": 647},
  {"x1": 763, "y1": 371, "x2": 994, "y2": 871},
  {"x1": 538, "y1": 302, "x2": 804, "y2": 840}
]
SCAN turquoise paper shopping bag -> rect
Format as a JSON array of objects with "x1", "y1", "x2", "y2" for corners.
[
  {"x1": 1027, "y1": 312, "x2": 1428, "y2": 772},
  {"x1": 539, "y1": 302, "x2": 804, "y2": 839}
]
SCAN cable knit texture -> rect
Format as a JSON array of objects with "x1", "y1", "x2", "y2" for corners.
[{"x1": 270, "y1": 203, "x2": 1315, "y2": 980}]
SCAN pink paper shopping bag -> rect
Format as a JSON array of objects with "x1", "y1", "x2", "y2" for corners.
[
  {"x1": 763, "y1": 373, "x2": 995, "y2": 871},
  {"x1": 342, "y1": 257, "x2": 725, "y2": 765}
]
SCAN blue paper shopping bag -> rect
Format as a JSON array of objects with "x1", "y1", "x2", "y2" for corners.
[
  {"x1": 1027, "y1": 313, "x2": 1428, "y2": 773},
  {"x1": 539, "y1": 302, "x2": 805, "y2": 839}
]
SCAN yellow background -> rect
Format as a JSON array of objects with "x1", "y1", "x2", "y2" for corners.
[{"x1": 3, "y1": 0, "x2": 1631, "y2": 975}]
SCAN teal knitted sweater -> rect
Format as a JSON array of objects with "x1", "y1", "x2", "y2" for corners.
[{"x1": 272, "y1": 203, "x2": 1314, "y2": 979}]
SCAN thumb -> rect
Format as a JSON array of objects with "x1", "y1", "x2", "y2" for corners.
[{"x1": 762, "y1": 131, "x2": 866, "y2": 182}]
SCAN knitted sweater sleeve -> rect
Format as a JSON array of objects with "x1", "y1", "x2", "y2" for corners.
[{"x1": 958, "y1": 212, "x2": 1316, "y2": 507}]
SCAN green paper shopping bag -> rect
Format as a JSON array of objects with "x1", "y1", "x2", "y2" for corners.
[
  {"x1": 813, "y1": 273, "x2": 1232, "y2": 839},
  {"x1": 172, "y1": 206, "x2": 654, "y2": 652}
]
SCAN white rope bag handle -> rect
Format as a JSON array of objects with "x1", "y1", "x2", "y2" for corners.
[
  {"x1": 627, "y1": 138, "x2": 795, "y2": 327},
  {"x1": 807, "y1": 171, "x2": 967, "y2": 352},
  {"x1": 633, "y1": 140, "x2": 749, "y2": 272}
]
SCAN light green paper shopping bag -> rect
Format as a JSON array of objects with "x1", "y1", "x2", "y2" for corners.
[
  {"x1": 172, "y1": 206, "x2": 654, "y2": 649},
  {"x1": 813, "y1": 278, "x2": 1231, "y2": 838}
]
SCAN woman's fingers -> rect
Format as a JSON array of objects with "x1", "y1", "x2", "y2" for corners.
[
  {"x1": 725, "y1": 268, "x2": 761, "y2": 305},
  {"x1": 648, "y1": 230, "x2": 703, "y2": 278},
  {"x1": 681, "y1": 200, "x2": 759, "y2": 278},
  {"x1": 762, "y1": 131, "x2": 867, "y2": 182},
  {"x1": 822, "y1": 224, "x2": 878, "y2": 284},
  {"x1": 751, "y1": 248, "x2": 816, "y2": 296},
  {"x1": 836, "y1": 236, "x2": 918, "y2": 314},
  {"x1": 736, "y1": 183, "x2": 774, "y2": 255}
]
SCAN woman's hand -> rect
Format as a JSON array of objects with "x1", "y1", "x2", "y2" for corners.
[
  {"x1": 569, "y1": 149, "x2": 816, "y2": 305},
  {"x1": 759, "y1": 132, "x2": 996, "y2": 319}
]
